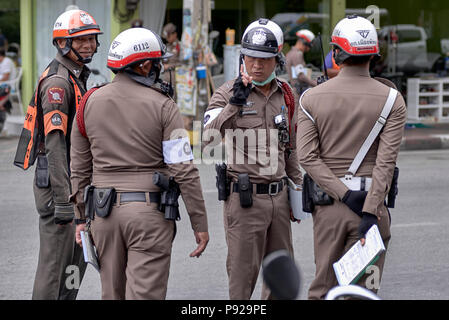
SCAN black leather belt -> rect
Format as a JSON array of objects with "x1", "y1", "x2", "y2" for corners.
[
  {"x1": 232, "y1": 180, "x2": 285, "y2": 195},
  {"x1": 115, "y1": 192, "x2": 161, "y2": 204}
]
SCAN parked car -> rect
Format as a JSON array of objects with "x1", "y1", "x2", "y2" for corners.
[{"x1": 377, "y1": 24, "x2": 438, "y2": 75}]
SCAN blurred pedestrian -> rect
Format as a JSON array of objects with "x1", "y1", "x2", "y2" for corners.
[
  {"x1": 286, "y1": 29, "x2": 317, "y2": 94},
  {"x1": 324, "y1": 50, "x2": 340, "y2": 78},
  {"x1": 0, "y1": 49, "x2": 15, "y2": 81},
  {"x1": 161, "y1": 22, "x2": 180, "y2": 99},
  {"x1": 0, "y1": 29, "x2": 8, "y2": 52}
]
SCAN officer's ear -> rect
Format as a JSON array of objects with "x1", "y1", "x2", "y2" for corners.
[
  {"x1": 141, "y1": 60, "x2": 153, "y2": 73},
  {"x1": 133, "y1": 60, "x2": 152, "y2": 76},
  {"x1": 56, "y1": 38, "x2": 67, "y2": 49}
]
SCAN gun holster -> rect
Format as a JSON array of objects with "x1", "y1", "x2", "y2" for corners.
[
  {"x1": 302, "y1": 174, "x2": 315, "y2": 213},
  {"x1": 302, "y1": 174, "x2": 333, "y2": 213},
  {"x1": 238, "y1": 173, "x2": 253, "y2": 208},
  {"x1": 215, "y1": 163, "x2": 230, "y2": 201},
  {"x1": 83, "y1": 185, "x2": 95, "y2": 220},
  {"x1": 93, "y1": 187, "x2": 116, "y2": 218},
  {"x1": 35, "y1": 154, "x2": 50, "y2": 188},
  {"x1": 387, "y1": 167, "x2": 399, "y2": 208}
]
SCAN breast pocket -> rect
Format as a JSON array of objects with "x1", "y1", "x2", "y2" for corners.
[{"x1": 235, "y1": 116, "x2": 264, "y2": 129}]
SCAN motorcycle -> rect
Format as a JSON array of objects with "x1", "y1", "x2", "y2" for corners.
[{"x1": 0, "y1": 83, "x2": 12, "y2": 134}]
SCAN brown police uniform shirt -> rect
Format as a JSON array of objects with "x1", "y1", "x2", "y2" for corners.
[
  {"x1": 40, "y1": 53, "x2": 89, "y2": 205},
  {"x1": 285, "y1": 46, "x2": 316, "y2": 87},
  {"x1": 297, "y1": 65, "x2": 407, "y2": 217},
  {"x1": 203, "y1": 78, "x2": 302, "y2": 185},
  {"x1": 70, "y1": 72, "x2": 207, "y2": 232}
]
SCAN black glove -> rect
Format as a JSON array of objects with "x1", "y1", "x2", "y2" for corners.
[
  {"x1": 342, "y1": 190, "x2": 368, "y2": 218},
  {"x1": 54, "y1": 203, "x2": 74, "y2": 225},
  {"x1": 229, "y1": 77, "x2": 252, "y2": 106},
  {"x1": 358, "y1": 212, "x2": 378, "y2": 239}
]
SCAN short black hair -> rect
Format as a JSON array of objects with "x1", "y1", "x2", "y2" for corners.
[
  {"x1": 0, "y1": 49, "x2": 5, "y2": 57},
  {"x1": 343, "y1": 55, "x2": 372, "y2": 66}
]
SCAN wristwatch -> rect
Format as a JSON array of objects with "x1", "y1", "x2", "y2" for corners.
[{"x1": 74, "y1": 218, "x2": 87, "y2": 225}]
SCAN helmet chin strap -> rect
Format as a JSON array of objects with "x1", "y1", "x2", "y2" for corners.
[
  {"x1": 72, "y1": 48, "x2": 93, "y2": 64},
  {"x1": 57, "y1": 37, "x2": 99, "y2": 64}
]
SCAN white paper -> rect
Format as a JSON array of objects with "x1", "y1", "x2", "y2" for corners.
[
  {"x1": 333, "y1": 225, "x2": 385, "y2": 286},
  {"x1": 287, "y1": 178, "x2": 312, "y2": 221},
  {"x1": 291, "y1": 64, "x2": 306, "y2": 79}
]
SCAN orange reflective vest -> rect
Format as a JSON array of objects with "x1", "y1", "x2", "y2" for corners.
[{"x1": 14, "y1": 59, "x2": 84, "y2": 170}]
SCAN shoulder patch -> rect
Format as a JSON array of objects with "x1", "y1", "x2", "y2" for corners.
[{"x1": 47, "y1": 87, "x2": 65, "y2": 104}]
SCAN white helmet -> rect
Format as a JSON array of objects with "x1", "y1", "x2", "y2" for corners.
[
  {"x1": 296, "y1": 29, "x2": 315, "y2": 47},
  {"x1": 330, "y1": 15, "x2": 379, "y2": 64},
  {"x1": 241, "y1": 18, "x2": 284, "y2": 58},
  {"x1": 107, "y1": 27, "x2": 172, "y2": 71}
]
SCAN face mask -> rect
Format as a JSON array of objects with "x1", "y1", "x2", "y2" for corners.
[{"x1": 252, "y1": 71, "x2": 276, "y2": 86}]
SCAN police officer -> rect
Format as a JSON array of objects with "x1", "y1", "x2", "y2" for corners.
[
  {"x1": 161, "y1": 22, "x2": 181, "y2": 99},
  {"x1": 203, "y1": 18, "x2": 302, "y2": 300},
  {"x1": 285, "y1": 29, "x2": 317, "y2": 94},
  {"x1": 13, "y1": 9, "x2": 102, "y2": 300},
  {"x1": 297, "y1": 16, "x2": 406, "y2": 299},
  {"x1": 70, "y1": 28, "x2": 209, "y2": 300}
]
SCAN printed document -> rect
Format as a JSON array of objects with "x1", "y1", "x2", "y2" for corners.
[{"x1": 333, "y1": 225, "x2": 385, "y2": 286}]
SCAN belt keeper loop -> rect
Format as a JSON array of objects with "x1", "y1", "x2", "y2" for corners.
[
  {"x1": 116, "y1": 193, "x2": 121, "y2": 208},
  {"x1": 145, "y1": 192, "x2": 150, "y2": 206}
]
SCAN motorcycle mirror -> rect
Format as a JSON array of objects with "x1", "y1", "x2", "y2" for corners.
[{"x1": 262, "y1": 250, "x2": 301, "y2": 300}]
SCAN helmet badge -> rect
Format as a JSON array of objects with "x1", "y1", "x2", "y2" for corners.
[
  {"x1": 356, "y1": 30, "x2": 370, "y2": 39},
  {"x1": 111, "y1": 41, "x2": 120, "y2": 49},
  {"x1": 80, "y1": 12, "x2": 94, "y2": 25},
  {"x1": 252, "y1": 29, "x2": 267, "y2": 45}
]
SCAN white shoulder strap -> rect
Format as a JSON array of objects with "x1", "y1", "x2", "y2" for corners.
[
  {"x1": 348, "y1": 88, "x2": 398, "y2": 175},
  {"x1": 299, "y1": 88, "x2": 314, "y2": 123}
]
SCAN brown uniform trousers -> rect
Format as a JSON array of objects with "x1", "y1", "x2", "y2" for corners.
[
  {"x1": 204, "y1": 78, "x2": 302, "y2": 299},
  {"x1": 32, "y1": 54, "x2": 89, "y2": 300},
  {"x1": 297, "y1": 65, "x2": 407, "y2": 299},
  {"x1": 70, "y1": 72, "x2": 207, "y2": 300}
]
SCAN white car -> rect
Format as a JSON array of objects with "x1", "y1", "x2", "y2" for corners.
[{"x1": 378, "y1": 25, "x2": 436, "y2": 74}]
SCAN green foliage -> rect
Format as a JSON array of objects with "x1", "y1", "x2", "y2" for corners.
[{"x1": 0, "y1": 0, "x2": 20, "y2": 45}]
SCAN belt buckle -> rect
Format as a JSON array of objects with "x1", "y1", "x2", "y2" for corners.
[{"x1": 269, "y1": 182, "x2": 279, "y2": 196}]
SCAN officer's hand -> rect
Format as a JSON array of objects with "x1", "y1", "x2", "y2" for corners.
[
  {"x1": 229, "y1": 65, "x2": 252, "y2": 106},
  {"x1": 190, "y1": 231, "x2": 209, "y2": 258},
  {"x1": 54, "y1": 203, "x2": 75, "y2": 225},
  {"x1": 75, "y1": 223, "x2": 86, "y2": 247},
  {"x1": 342, "y1": 190, "x2": 368, "y2": 218},
  {"x1": 359, "y1": 212, "x2": 379, "y2": 246},
  {"x1": 290, "y1": 209, "x2": 301, "y2": 224}
]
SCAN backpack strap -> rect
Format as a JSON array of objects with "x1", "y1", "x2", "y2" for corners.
[{"x1": 76, "y1": 86, "x2": 101, "y2": 138}]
